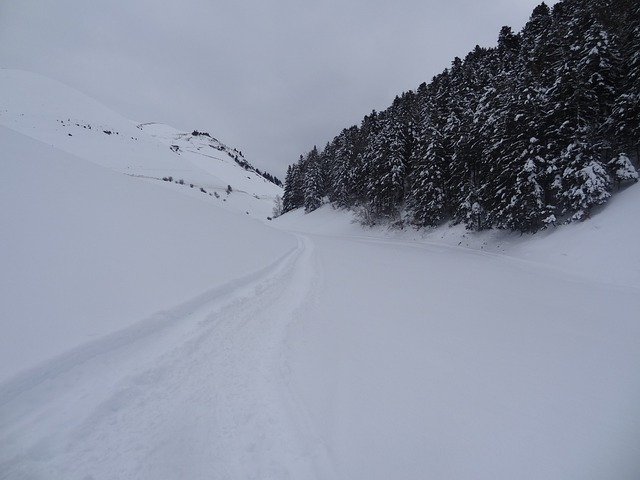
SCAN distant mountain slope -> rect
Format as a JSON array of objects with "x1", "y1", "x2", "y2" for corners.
[
  {"x1": 0, "y1": 125, "x2": 296, "y2": 383},
  {"x1": 0, "y1": 68, "x2": 281, "y2": 220},
  {"x1": 139, "y1": 123, "x2": 281, "y2": 186}
]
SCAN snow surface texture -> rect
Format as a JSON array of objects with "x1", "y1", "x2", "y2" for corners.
[{"x1": 1, "y1": 70, "x2": 639, "y2": 479}]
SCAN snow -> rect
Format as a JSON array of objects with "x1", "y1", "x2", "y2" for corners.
[
  {"x1": 276, "y1": 189, "x2": 640, "y2": 288},
  {"x1": 0, "y1": 69, "x2": 281, "y2": 220},
  {"x1": 0, "y1": 126, "x2": 295, "y2": 384},
  {"x1": 283, "y1": 229, "x2": 640, "y2": 479},
  {"x1": 2, "y1": 69, "x2": 640, "y2": 479},
  {"x1": 277, "y1": 200, "x2": 640, "y2": 479}
]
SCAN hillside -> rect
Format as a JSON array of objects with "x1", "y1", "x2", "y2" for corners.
[
  {"x1": 0, "y1": 69, "x2": 282, "y2": 220},
  {"x1": 276, "y1": 181, "x2": 640, "y2": 288},
  {"x1": 0, "y1": 125, "x2": 295, "y2": 384}
]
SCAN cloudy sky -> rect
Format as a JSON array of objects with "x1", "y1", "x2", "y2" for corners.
[{"x1": 0, "y1": 0, "x2": 556, "y2": 177}]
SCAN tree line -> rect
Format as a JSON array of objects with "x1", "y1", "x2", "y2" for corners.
[{"x1": 282, "y1": 0, "x2": 639, "y2": 233}]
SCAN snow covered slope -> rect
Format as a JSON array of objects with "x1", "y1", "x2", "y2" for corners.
[
  {"x1": 276, "y1": 182, "x2": 640, "y2": 289},
  {"x1": 274, "y1": 201, "x2": 640, "y2": 480},
  {"x1": 0, "y1": 69, "x2": 281, "y2": 220},
  {"x1": 283, "y1": 231, "x2": 640, "y2": 480},
  {"x1": 0, "y1": 125, "x2": 295, "y2": 384}
]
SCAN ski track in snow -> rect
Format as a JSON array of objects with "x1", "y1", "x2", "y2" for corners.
[{"x1": 0, "y1": 234, "x2": 337, "y2": 480}]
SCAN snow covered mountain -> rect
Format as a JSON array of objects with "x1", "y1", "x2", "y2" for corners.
[{"x1": 0, "y1": 69, "x2": 282, "y2": 221}]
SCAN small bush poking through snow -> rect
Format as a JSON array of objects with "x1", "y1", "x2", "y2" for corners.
[{"x1": 272, "y1": 195, "x2": 284, "y2": 218}]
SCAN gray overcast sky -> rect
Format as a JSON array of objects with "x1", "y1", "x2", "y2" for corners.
[{"x1": 0, "y1": 0, "x2": 556, "y2": 178}]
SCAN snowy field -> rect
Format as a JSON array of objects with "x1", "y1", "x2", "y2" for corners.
[
  {"x1": 278, "y1": 208, "x2": 640, "y2": 479},
  {"x1": 1, "y1": 70, "x2": 639, "y2": 479}
]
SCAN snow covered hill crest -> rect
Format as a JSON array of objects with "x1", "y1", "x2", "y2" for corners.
[{"x1": 0, "y1": 68, "x2": 282, "y2": 220}]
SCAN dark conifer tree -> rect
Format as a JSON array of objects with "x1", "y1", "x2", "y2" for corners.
[
  {"x1": 282, "y1": 158, "x2": 305, "y2": 212},
  {"x1": 282, "y1": 165, "x2": 295, "y2": 213},
  {"x1": 331, "y1": 127, "x2": 361, "y2": 208},
  {"x1": 303, "y1": 147, "x2": 324, "y2": 212},
  {"x1": 370, "y1": 117, "x2": 407, "y2": 218},
  {"x1": 610, "y1": 1, "x2": 640, "y2": 160},
  {"x1": 407, "y1": 83, "x2": 451, "y2": 227},
  {"x1": 609, "y1": 153, "x2": 639, "y2": 189}
]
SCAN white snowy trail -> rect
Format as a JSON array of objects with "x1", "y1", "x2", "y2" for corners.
[{"x1": 0, "y1": 234, "x2": 334, "y2": 480}]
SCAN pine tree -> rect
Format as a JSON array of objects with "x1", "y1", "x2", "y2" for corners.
[
  {"x1": 486, "y1": 28, "x2": 555, "y2": 232},
  {"x1": 320, "y1": 141, "x2": 336, "y2": 202},
  {"x1": 407, "y1": 88, "x2": 450, "y2": 227},
  {"x1": 303, "y1": 147, "x2": 324, "y2": 212},
  {"x1": 561, "y1": 140, "x2": 611, "y2": 220},
  {"x1": 331, "y1": 127, "x2": 361, "y2": 208},
  {"x1": 447, "y1": 54, "x2": 491, "y2": 230},
  {"x1": 282, "y1": 165, "x2": 295, "y2": 212},
  {"x1": 282, "y1": 160, "x2": 305, "y2": 212},
  {"x1": 609, "y1": 2, "x2": 640, "y2": 158},
  {"x1": 364, "y1": 113, "x2": 406, "y2": 218},
  {"x1": 408, "y1": 129, "x2": 449, "y2": 227},
  {"x1": 488, "y1": 80, "x2": 555, "y2": 232},
  {"x1": 609, "y1": 153, "x2": 638, "y2": 189},
  {"x1": 543, "y1": 7, "x2": 615, "y2": 220}
]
